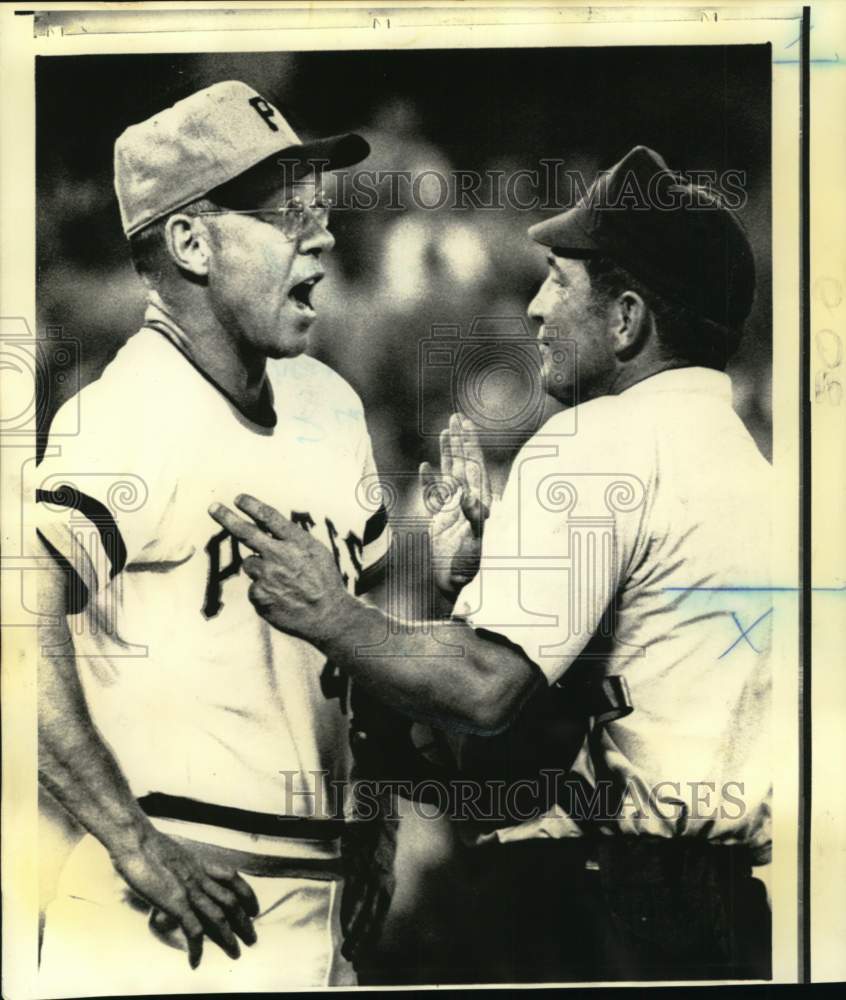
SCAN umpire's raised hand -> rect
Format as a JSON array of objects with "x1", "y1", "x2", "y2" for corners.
[{"x1": 419, "y1": 412, "x2": 493, "y2": 599}]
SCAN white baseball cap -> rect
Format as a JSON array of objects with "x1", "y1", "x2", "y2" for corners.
[{"x1": 114, "y1": 80, "x2": 369, "y2": 237}]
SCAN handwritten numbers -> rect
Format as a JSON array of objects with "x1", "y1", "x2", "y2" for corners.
[{"x1": 814, "y1": 278, "x2": 843, "y2": 406}]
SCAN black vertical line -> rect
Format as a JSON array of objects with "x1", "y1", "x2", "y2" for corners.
[{"x1": 799, "y1": 3, "x2": 812, "y2": 985}]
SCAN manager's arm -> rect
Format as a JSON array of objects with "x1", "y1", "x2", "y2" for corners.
[
  {"x1": 37, "y1": 546, "x2": 259, "y2": 967},
  {"x1": 209, "y1": 497, "x2": 544, "y2": 736},
  {"x1": 39, "y1": 557, "x2": 153, "y2": 856},
  {"x1": 326, "y1": 606, "x2": 541, "y2": 736}
]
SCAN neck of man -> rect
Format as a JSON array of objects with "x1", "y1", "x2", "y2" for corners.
[
  {"x1": 605, "y1": 340, "x2": 697, "y2": 397},
  {"x1": 148, "y1": 289, "x2": 268, "y2": 409}
]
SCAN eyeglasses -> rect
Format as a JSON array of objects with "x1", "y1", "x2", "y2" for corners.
[{"x1": 193, "y1": 195, "x2": 332, "y2": 242}]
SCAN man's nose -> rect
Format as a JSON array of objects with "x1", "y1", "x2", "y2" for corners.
[
  {"x1": 299, "y1": 218, "x2": 335, "y2": 255},
  {"x1": 527, "y1": 292, "x2": 545, "y2": 328}
]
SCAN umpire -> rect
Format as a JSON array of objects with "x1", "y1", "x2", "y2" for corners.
[
  {"x1": 209, "y1": 145, "x2": 773, "y2": 983},
  {"x1": 448, "y1": 144, "x2": 772, "y2": 983}
]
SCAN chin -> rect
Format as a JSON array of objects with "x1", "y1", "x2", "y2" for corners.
[
  {"x1": 267, "y1": 339, "x2": 308, "y2": 361},
  {"x1": 543, "y1": 366, "x2": 569, "y2": 400},
  {"x1": 264, "y1": 319, "x2": 313, "y2": 360}
]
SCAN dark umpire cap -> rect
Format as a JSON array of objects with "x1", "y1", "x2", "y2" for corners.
[
  {"x1": 114, "y1": 80, "x2": 370, "y2": 237},
  {"x1": 528, "y1": 146, "x2": 756, "y2": 330}
]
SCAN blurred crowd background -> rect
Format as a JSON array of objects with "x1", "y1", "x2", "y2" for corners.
[{"x1": 37, "y1": 45, "x2": 772, "y2": 983}]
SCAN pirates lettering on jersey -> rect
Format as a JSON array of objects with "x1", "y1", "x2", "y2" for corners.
[
  {"x1": 202, "y1": 510, "x2": 364, "y2": 620},
  {"x1": 202, "y1": 528, "x2": 243, "y2": 619},
  {"x1": 324, "y1": 518, "x2": 348, "y2": 588}
]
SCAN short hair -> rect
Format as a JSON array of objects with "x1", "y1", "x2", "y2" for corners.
[
  {"x1": 127, "y1": 197, "x2": 219, "y2": 283},
  {"x1": 127, "y1": 159, "x2": 307, "y2": 283},
  {"x1": 583, "y1": 256, "x2": 741, "y2": 371}
]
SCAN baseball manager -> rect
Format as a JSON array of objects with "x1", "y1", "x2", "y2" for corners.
[{"x1": 36, "y1": 81, "x2": 389, "y2": 991}]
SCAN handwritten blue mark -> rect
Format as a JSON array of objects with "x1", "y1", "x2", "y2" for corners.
[
  {"x1": 773, "y1": 25, "x2": 839, "y2": 65},
  {"x1": 773, "y1": 55, "x2": 840, "y2": 64},
  {"x1": 334, "y1": 407, "x2": 362, "y2": 424},
  {"x1": 719, "y1": 608, "x2": 773, "y2": 659},
  {"x1": 784, "y1": 21, "x2": 810, "y2": 48}
]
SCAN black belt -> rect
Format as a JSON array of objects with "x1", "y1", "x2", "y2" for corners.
[
  {"x1": 468, "y1": 835, "x2": 756, "y2": 879},
  {"x1": 594, "y1": 836, "x2": 756, "y2": 881},
  {"x1": 138, "y1": 792, "x2": 346, "y2": 841}
]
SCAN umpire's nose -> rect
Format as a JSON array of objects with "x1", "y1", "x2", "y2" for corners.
[{"x1": 527, "y1": 283, "x2": 547, "y2": 329}]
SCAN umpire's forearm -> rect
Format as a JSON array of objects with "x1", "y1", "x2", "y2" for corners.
[{"x1": 318, "y1": 596, "x2": 540, "y2": 735}]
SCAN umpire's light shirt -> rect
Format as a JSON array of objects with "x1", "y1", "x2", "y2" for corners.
[{"x1": 455, "y1": 366, "x2": 772, "y2": 859}]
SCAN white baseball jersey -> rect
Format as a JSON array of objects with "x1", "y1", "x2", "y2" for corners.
[
  {"x1": 36, "y1": 303, "x2": 389, "y2": 860},
  {"x1": 456, "y1": 366, "x2": 772, "y2": 856}
]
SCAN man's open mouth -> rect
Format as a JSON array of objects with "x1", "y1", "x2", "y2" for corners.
[{"x1": 288, "y1": 275, "x2": 323, "y2": 312}]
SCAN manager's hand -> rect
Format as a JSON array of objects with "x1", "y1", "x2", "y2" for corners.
[
  {"x1": 209, "y1": 494, "x2": 355, "y2": 645},
  {"x1": 109, "y1": 825, "x2": 259, "y2": 969}
]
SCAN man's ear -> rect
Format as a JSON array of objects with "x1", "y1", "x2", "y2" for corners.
[
  {"x1": 163, "y1": 214, "x2": 212, "y2": 278},
  {"x1": 608, "y1": 290, "x2": 650, "y2": 360}
]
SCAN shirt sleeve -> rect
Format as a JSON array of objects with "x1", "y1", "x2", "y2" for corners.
[
  {"x1": 454, "y1": 403, "x2": 652, "y2": 685},
  {"x1": 35, "y1": 399, "x2": 175, "y2": 611}
]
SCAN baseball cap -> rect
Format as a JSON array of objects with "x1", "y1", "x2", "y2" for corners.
[
  {"x1": 528, "y1": 146, "x2": 756, "y2": 330},
  {"x1": 114, "y1": 80, "x2": 370, "y2": 237}
]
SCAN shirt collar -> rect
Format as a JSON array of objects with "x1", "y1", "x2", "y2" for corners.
[
  {"x1": 619, "y1": 365, "x2": 733, "y2": 403},
  {"x1": 141, "y1": 301, "x2": 277, "y2": 429},
  {"x1": 144, "y1": 300, "x2": 183, "y2": 341}
]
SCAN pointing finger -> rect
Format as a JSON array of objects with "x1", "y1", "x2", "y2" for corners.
[
  {"x1": 234, "y1": 494, "x2": 295, "y2": 540},
  {"x1": 208, "y1": 503, "x2": 271, "y2": 555}
]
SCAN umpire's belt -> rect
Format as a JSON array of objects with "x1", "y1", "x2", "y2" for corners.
[{"x1": 467, "y1": 835, "x2": 757, "y2": 880}]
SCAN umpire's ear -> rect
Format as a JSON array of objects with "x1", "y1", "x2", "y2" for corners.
[
  {"x1": 608, "y1": 289, "x2": 650, "y2": 360},
  {"x1": 164, "y1": 213, "x2": 211, "y2": 278}
]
